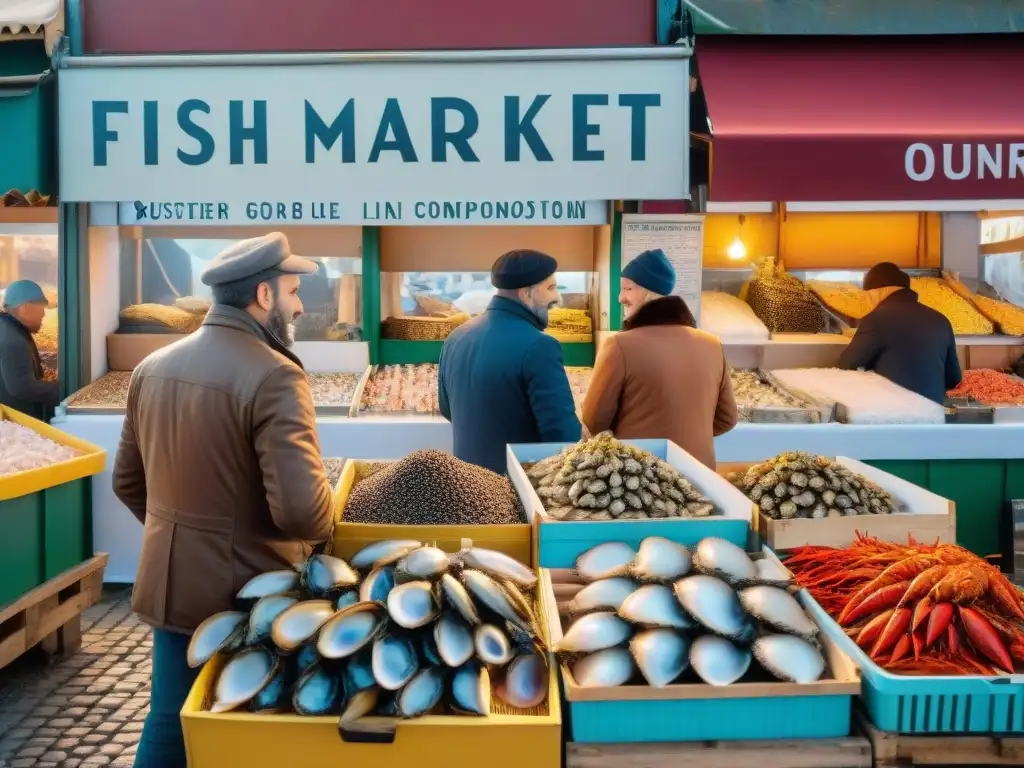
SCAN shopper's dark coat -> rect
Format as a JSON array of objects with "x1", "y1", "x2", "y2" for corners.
[
  {"x1": 0, "y1": 311, "x2": 59, "y2": 420},
  {"x1": 839, "y1": 288, "x2": 962, "y2": 404},
  {"x1": 438, "y1": 296, "x2": 582, "y2": 474}
]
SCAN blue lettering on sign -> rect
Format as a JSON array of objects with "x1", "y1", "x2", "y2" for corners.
[
  {"x1": 95, "y1": 93, "x2": 662, "y2": 167},
  {"x1": 177, "y1": 100, "x2": 215, "y2": 166},
  {"x1": 368, "y1": 99, "x2": 418, "y2": 163}
]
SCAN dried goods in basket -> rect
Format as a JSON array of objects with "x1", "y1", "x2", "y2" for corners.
[
  {"x1": 381, "y1": 314, "x2": 470, "y2": 341},
  {"x1": 119, "y1": 303, "x2": 205, "y2": 334},
  {"x1": 943, "y1": 273, "x2": 1024, "y2": 336},
  {"x1": 910, "y1": 277, "x2": 994, "y2": 335},
  {"x1": 784, "y1": 533, "x2": 1024, "y2": 675},
  {"x1": 188, "y1": 542, "x2": 549, "y2": 719},
  {"x1": 744, "y1": 258, "x2": 833, "y2": 334},
  {"x1": 524, "y1": 432, "x2": 718, "y2": 521}
]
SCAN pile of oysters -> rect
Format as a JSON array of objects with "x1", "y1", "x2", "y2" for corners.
[
  {"x1": 187, "y1": 541, "x2": 549, "y2": 721},
  {"x1": 525, "y1": 432, "x2": 718, "y2": 521},
  {"x1": 553, "y1": 537, "x2": 827, "y2": 687}
]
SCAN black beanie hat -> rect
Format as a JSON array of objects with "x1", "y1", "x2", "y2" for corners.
[
  {"x1": 863, "y1": 262, "x2": 910, "y2": 291},
  {"x1": 491, "y1": 249, "x2": 558, "y2": 290}
]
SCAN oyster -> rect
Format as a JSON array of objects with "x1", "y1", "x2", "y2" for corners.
[
  {"x1": 339, "y1": 688, "x2": 380, "y2": 725},
  {"x1": 188, "y1": 611, "x2": 247, "y2": 668},
  {"x1": 237, "y1": 571, "x2": 299, "y2": 602},
  {"x1": 344, "y1": 648, "x2": 377, "y2": 693},
  {"x1": 692, "y1": 538, "x2": 757, "y2": 585},
  {"x1": 301, "y1": 554, "x2": 359, "y2": 597},
  {"x1": 210, "y1": 647, "x2": 278, "y2": 713},
  {"x1": 294, "y1": 643, "x2": 320, "y2": 673},
  {"x1": 398, "y1": 666, "x2": 446, "y2": 718},
  {"x1": 753, "y1": 634, "x2": 826, "y2": 683},
  {"x1": 396, "y1": 546, "x2": 451, "y2": 581},
  {"x1": 629, "y1": 537, "x2": 691, "y2": 583},
  {"x1": 462, "y1": 570, "x2": 529, "y2": 629},
  {"x1": 571, "y1": 647, "x2": 634, "y2": 688},
  {"x1": 440, "y1": 573, "x2": 481, "y2": 626},
  {"x1": 553, "y1": 612, "x2": 632, "y2": 655},
  {"x1": 270, "y1": 599, "x2": 335, "y2": 652},
  {"x1": 497, "y1": 652, "x2": 549, "y2": 708},
  {"x1": 567, "y1": 578, "x2": 637, "y2": 616},
  {"x1": 292, "y1": 663, "x2": 340, "y2": 715},
  {"x1": 387, "y1": 581, "x2": 438, "y2": 629},
  {"x1": 359, "y1": 566, "x2": 396, "y2": 604},
  {"x1": 435, "y1": 613, "x2": 475, "y2": 667},
  {"x1": 618, "y1": 584, "x2": 693, "y2": 630},
  {"x1": 246, "y1": 595, "x2": 298, "y2": 646},
  {"x1": 630, "y1": 628, "x2": 689, "y2": 688},
  {"x1": 450, "y1": 661, "x2": 490, "y2": 716},
  {"x1": 317, "y1": 601, "x2": 387, "y2": 659},
  {"x1": 250, "y1": 664, "x2": 288, "y2": 713},
  {"x1": 372, "y1": 635, "x2": 420, "y2": 690},
  {"x1": 738, "y1": 585, "x2": 817, "y2": 639},
  {"x1": 334, "y1": 590, "x2": 359, "y2": 611},
  {"x1": 575, "y1": 542, "x2": 636, "y2": 582},
  {"x1": 459, "y1": 547, "x2": 537, "y2": 589},
  {"x1": 689, "y1": 635, "x2": 751, "y2": 686},
  {"x1": 673, "y1": 575, "x2": 754, "y2": 644},
  {"x1": 351, "y1": 539, "x2": 422, "y2": 570},
  {"x1": 475, "y1": 624, "x2": 513, "y2": 665}
]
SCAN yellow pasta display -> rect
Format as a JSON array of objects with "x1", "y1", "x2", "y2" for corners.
[
  {"x1": 805, "y1": 280, "x2": 873, "y2": 320},
  {"x1": 943, "y1": 274, "x2": 1024, "y2": 336},
  {"x1": 909, "y1": 277, "x2": 994, "y2": 335}
]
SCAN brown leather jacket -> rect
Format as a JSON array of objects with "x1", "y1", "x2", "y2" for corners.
[
  {"x1": 112, "y1": 305, "x2": 334, "y2": 634},
  {"x1": 582, "y1": 296, "x2": 739, "y2": 470}
]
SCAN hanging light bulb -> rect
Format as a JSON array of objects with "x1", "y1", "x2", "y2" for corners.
[{"x1": 727, "y1": 215, "x2": 747, "y2": 261}]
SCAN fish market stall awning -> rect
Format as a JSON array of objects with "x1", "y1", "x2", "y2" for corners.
[
  {"x1": 0, "y1": 0, "x2": 63, "y2": 54},
  {"x1": 696, "y1": 36, "x2": 1024, "y2": 207}
]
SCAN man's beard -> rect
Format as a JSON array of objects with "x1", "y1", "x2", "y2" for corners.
[
  {"x1": 529, "y1": 301, "x2": 558, "y2": 328},
  {"x1": 266, "y1": 304, "x2": 294, "y2": 347}
]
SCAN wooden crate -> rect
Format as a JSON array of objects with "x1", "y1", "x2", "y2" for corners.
[
  {"x1": 858, "y1": 710, "x2": 1024, "y2": 767},
  {"x1": 719, "y1": 458, "x2": 956, "y2": 550},
  {"x1": 0, "y1": 554, "x2": 108, "y2": 669},
  {"x1": 566, "y1": 736, "x2": 872, "y2": 768}
]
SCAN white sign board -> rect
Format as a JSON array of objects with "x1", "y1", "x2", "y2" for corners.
[
  {"x1": 59, "y1": 51, "x2": 690, "y2": 226},
  {"x1": 621, "y1": 213, "x2": 705, "y2": 324}
]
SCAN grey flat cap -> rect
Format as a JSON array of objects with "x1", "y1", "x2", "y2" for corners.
[{"x1": 200, "y1": 232, "x2": 318, "y2": 287}]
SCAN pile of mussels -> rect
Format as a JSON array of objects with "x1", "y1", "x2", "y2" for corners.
[
  {"x1": 554, "y1": 537, "x2": 827, "y2": 687},
  {"x1": 187, "y1": 541, "x2": 549, "y2": 721}
]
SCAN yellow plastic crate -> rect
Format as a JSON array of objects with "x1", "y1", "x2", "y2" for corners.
[
  {"x1": 331, "y1": 459, "x2": 533, "y2": 567},
  {"x1": 0, "y1": 407, "x2": 106, "y2": 502},
  {"x1": 181, "y1": 574, "x2": 561, "y2": 768}
]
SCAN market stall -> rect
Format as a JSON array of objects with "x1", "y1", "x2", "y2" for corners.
[{"x1": 53, "y1": 45, "x2": 690, "y2": 581}]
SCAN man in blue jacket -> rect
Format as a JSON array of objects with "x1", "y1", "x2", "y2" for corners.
[{"x1": 439, "y1": 249, "x2": 582, "y2": 473}]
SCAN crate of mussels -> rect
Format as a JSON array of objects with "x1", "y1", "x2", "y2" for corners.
[
  {"x1": 181, "y1": 540, "x2": 560, "y2": 768},
  {"x1": 720, "y1": 451, "x2": 955, "y2": 550},
  {"x1": 332, "y1": 452, "x2": 532, "y2": 567},
  {"x1": 540, "y1": 534, "x2": 860, "y2": 743},
  {"x1": 508, "y1": 433, "x2": 755, "y2": 568}
]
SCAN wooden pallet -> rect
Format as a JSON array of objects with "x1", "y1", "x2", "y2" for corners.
[
  {"x1": 566, "y1": 734, "x2": 873, "y2": 768},
  {"x1": 858, "y1": 710, "x2": 1024, "y2": 766},
  {"x1": 0, "y1": 554, "x2": 109, "y2": 669}
]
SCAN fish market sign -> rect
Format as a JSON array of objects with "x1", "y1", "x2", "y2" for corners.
[{"x1": 58, "y1": 50, "x2": 690, "y2": 220}]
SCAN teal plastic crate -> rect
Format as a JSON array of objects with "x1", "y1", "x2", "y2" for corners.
[
  {"x1": 541, "y1": 560, "x2": 861, "y2": 743},
  {"x1": 507, "y1": 439, "x2": 755, "y2": 568},
  {"x1": 803, "y1": 585, "x2": 1024, "y2": 733}
]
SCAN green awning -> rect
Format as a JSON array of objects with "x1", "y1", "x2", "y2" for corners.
[
  {"x1": 681, "y1": 0, "x2": 1024, "y2": 35},
  {"x1": 0, "y1": 40, "x2": 54, "y2": 197}
]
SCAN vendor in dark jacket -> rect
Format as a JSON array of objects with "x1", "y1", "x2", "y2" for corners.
[
  {"x1": 438, "y1": 249, "x2": 582, "y2": 474},
  {"x1": 0, "y1": 280, "x2": 60, "y2": 420},
  {"x1": 838, "y1": 263, "x2": 962, "y2": 404}
]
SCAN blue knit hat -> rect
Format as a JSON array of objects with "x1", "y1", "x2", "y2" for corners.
[
  {"x1": 2, "y1": 280, "x2": 47, "y2": 309},
  {"x1": 622, "y1": 249, "x2": 675, "y2": 296}
]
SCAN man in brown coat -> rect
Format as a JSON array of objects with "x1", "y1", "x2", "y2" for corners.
[
  {"x1": 112, "y1": 232, "x2": 334, "y2": 768},
  {"x1": 582, "y1": 248, "x2": 738, "y2": 469}
]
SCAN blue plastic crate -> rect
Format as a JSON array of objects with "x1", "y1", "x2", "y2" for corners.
[
  {"x1": 508, "y1": 440, "x2": 755, "y2": 568},
  {"x1": 803, "y1": 583, "x2": 1024, "y2": 734},
  {"x1": 541, "y1": 564, "x2": 860, "y2": 743}
]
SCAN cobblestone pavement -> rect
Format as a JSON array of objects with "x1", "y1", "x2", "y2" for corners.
[{"x1": 0, "y1": 586, "x2": 147, "y2": 768}]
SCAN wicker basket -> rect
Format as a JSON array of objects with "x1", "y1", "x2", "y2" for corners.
[{"x1": 381, "y1": 315, "x2": 469, "y2": 341}]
